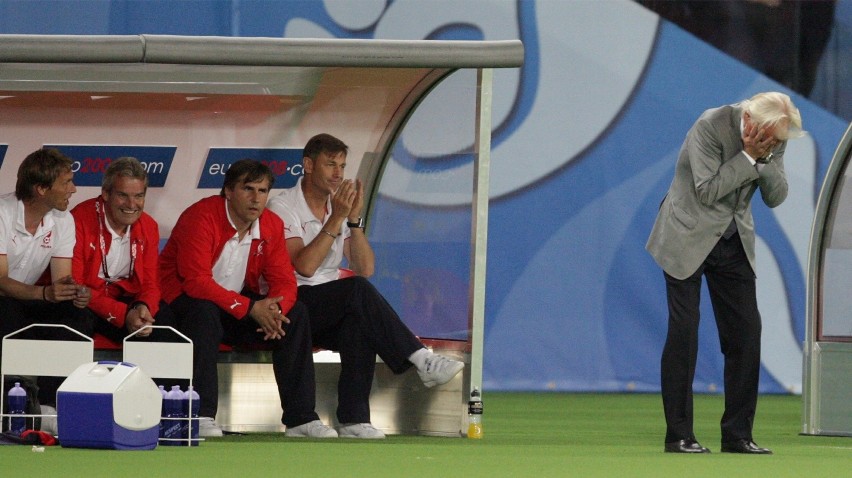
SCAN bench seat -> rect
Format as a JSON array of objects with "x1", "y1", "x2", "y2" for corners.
[{"x1": 93, "y1": 333, "x2": 468, "y2": 436}]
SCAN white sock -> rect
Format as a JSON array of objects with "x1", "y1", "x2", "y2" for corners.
[{"x1": 408, "y1": 347, "x2": 432, "y2": 371}]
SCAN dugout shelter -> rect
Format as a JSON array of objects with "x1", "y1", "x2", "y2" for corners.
[{"x1": 0, "y1": 34, "x2": 524, "y2": 435}]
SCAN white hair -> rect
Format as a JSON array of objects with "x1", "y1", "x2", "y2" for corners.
[{"x1": 743, "y1": 91, "x2": 804, "y2": 140}]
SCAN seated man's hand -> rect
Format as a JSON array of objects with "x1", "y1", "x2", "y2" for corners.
[
  {"x1": 47, "y1": 275, "x2": 83, "y2": 303},
  {"x1": 72, "y1": 284, "x2": 91, "y2": 309},
  {"x1": 250, "y1": 296, "x2": 289, "y2": 340},
  {"x1": 126, "y1": 304, "x2": 154, "y2": 337},
  {"x1": 330, "y1": 179, "x2": 357, "y2": 221}
]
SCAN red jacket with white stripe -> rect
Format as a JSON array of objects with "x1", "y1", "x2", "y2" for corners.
[{"x1": 159, "y1": 195, "x2": 297, "y2": 319}]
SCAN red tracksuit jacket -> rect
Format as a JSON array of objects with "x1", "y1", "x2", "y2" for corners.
[
  {"x1": 71, "y1": 197, "x2": 161, "y2": 329},
  {"x1": 158, "y1": 195, "x2": 297, "y2": 319}
]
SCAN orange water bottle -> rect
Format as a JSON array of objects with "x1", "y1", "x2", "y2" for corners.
[{"x1": 467, "y1": 387, "x2": 483, "y2": 439}]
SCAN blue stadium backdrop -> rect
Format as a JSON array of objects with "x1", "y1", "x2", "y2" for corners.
[{"x1": 1, "y1": 0, "x2": 850, "y2": 394}]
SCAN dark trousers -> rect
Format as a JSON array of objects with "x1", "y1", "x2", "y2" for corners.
[
  {"x1": 170, "y1": 293, "x2": 318, "y2": 428},
  {"x1": 0, "y1": 297, "x2": 94, "y2": 406},
  {"x1": 661, "y1": 233, "x2": 762, "y2": 443},
  {"x1": 298, "y1": 276, "x2": 424, "y2": 424}
]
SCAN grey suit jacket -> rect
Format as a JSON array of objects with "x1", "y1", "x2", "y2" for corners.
[{"x1": 646, "y1": 103, "x2": 788, "y2": 280}]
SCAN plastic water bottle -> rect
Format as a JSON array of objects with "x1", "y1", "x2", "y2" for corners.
[
  {"x1": 7, "y1": 382, "x2": 27, "y2": 436},
  {"x1": 182, "y1": 386, "x2": 200, "y2": 446},
  {"x1": 158, "y1": 385, "x2": 167, "y2": 439},
  {"x1": 161, "y1": 385, "x2": 184, "y2": 445},
  {"x1": 467, "y1": 387, "x2": 483, "y2": 439}
]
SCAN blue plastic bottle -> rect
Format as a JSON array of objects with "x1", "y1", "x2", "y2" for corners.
[
  {"x1": 161, "y1": 385, "x2": 184, "y2": 445},
  {"x1": 183, "y1": 386, "x2": 200, "y2": 446},
  {"x1": 7, "y1": 382, "x2": 27, "y2": 436}
]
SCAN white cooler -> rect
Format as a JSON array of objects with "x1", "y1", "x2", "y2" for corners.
[{"x1": 57, "y1": 361, "x2": 161, "y2": 450}]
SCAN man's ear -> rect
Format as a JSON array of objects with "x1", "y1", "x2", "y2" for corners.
[{"x1": 302, "y1": 156, "x2": 313, "y2": 174}]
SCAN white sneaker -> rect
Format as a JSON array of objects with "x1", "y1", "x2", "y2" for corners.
[
  {"x1": 417, "y1": 354, "x2": 464, "y2": 388},
  {"x1": 39, "y1": 405, "x2": 57, "y2": 435},
  {"x1": 285, "y1": 420, "x2": 338, "y2": 438},
  {"x1": 198, "y1": 417, "x2": 223, "y2": 437},
  {"x1": 338, "y1": 423, "x2": 386, "y2": 439}
]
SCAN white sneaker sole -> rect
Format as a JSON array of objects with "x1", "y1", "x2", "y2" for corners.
[{"x1": 421, "y1": 360, "x2": 465, "y2": 388}]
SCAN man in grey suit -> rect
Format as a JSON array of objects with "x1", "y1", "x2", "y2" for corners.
[{"x1": 647, "y1": 92, "x2": 803, "y2": 454}]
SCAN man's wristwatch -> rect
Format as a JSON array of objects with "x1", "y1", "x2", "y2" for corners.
[
  {"x1": 347, "y1": 217, "x2": 365, "y2": 229},
  {"x1": 755, "y1": 152, "x2": 774, "y2": 165}
]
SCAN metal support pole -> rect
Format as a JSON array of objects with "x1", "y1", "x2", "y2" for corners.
[{"x1": 468, "y1": 68, "x2": 493, "y2": 399}]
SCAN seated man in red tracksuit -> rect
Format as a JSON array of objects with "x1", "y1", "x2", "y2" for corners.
[
  {"x1": 72, "y1": 157, "x2": 177, "y2": 346},
  {"x1": 159, "y1": 159, "x2": 334, "y2": 438}
]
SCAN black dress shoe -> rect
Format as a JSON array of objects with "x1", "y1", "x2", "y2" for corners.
[
  {"x1": 664, "y1": 439, "x2": 710, "y2": 453},
  {"x1": 720, "y1": 439, "x2": 772, "y2": 454}
]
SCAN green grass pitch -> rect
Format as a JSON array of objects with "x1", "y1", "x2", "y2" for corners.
[{"x1": 2, "y1": 393, "x2": 848, "y2": 477}]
